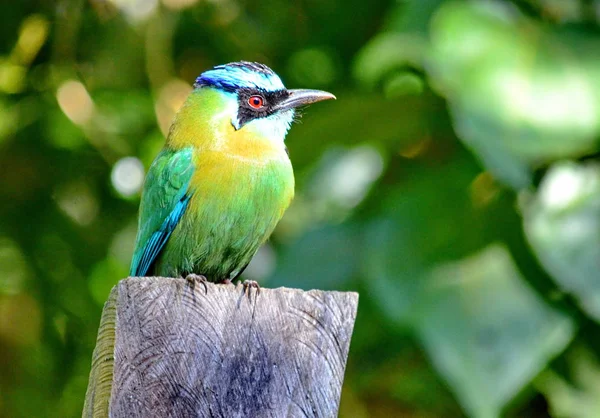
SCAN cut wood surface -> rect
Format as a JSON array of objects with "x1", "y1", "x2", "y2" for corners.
[{"x1": 83, "y1": 277, "x2": 359, "y2": 418}]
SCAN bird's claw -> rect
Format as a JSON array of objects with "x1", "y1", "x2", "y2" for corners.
[
  {"x1": 242, "y1": 280, "x2": 261, "y2": 301},
  {"x1": 185, "y1": 274, "x2": 208, "y2": 294}
]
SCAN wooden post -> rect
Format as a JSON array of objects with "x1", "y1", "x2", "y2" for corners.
[{"x1": 83, "y1": 277, "x2": 358, "y2": 418}]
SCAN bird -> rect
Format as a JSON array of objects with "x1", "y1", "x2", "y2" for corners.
[{"x1": 129, "y1": 61, "x2": 335, "y2": 290}]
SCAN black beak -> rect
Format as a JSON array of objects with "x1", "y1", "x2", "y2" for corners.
[{"x1": 274, "y1": 89, "x2": 336, "y2": 112}]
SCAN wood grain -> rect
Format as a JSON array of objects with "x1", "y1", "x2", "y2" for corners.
[{"x1": 83, "y1": 277, "x2": 358, "y2": 418}]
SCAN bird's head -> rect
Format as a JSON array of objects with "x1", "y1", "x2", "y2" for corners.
[{"x1": 192, "y1": 61, "x2": 335, "y2": 143}]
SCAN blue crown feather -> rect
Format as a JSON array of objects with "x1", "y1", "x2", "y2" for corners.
[{"x1": 194, "y1": 61, "x2": 286, "y2": 93}]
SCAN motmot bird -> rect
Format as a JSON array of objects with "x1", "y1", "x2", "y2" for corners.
[{"x1": 130, "y1": 61, "x2": 335, "y2": 285}]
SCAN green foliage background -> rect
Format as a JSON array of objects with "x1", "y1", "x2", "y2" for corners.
[{"x1": 2, "y1": 0, "x2": 600, "y2": 417}]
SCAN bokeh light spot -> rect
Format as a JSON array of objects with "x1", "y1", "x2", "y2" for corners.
[
  {"x1": 109, "y1": 0, "x2": 158, "y2": 22},
  {"x1": 56, "y1": 80, "x2": 95, "y2": 125},
  {"x1": 13, "y1": 14, "x2": 49, "y2": 65},
  {"x1": 470, "y1": 172, "x2": 499, "y2": 208},
  {"x1": 155, "y1": 78, "x2": 193, "y2": 136},
  {"x1": 313, "y1": 146, "x2": 384, "y2": 208},
  {"x1": 54, "y1": 181, "x2": 99, "y2": 226},
  {"x1": 109, "y1": 222, "x2": 138, "y2": 266},
  {"x1": 538, "y1": 163, "x2": 594, "y2": 211},
  {"x1": 0, "y1": 60, "x2": 26, "y2": 94},
  {"x1": 111, "y1": 157, "x2": 145, "y2": 197}
]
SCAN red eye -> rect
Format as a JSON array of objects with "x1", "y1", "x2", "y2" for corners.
[{"x1": 248, "y1": 95, "x2": 264, "y2": 109}]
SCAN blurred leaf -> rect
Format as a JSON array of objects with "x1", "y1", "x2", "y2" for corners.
[
  {"x1": 353, "y1": 0, "x2": 446, "y2": 89},
  {"x1": 523, "y1": 161, "x2": 600, "y2": 322},
  {"x1": 426, "y1": 1, "x2": 600, "y2": 188},
  {"x1": 304, "y1": 145, "x2": 385, "y2": 218},
  {"x1": 536, "y1": 345, "x2": 600, "y2": 418},
  {"x1": 414, "y1": 244, "x2": 575, "y2": 418},
  {"x1": 354, "y1": 33, "x2": 427, "y2": 89},
  {"x1": 383, "y1": 72, "x2": 424, "y2": 98},
  {"x1": 384, "y1": 0, "x2": 446, "y2": 34},
  {"x1": 363, "y1": 153, "x2": 487, "y2": 324}
]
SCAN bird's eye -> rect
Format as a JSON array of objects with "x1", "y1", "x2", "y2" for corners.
[{"x1": 248, "y1": 95, "x2": 264, "y2": 109}]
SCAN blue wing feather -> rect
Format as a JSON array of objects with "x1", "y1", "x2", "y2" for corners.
[
  {"x1": 133, "y1": 193, "x2": 191, "y2": 276},
  {"x1": 130, "y1": 147, "x2": 195, "y2": 277}
]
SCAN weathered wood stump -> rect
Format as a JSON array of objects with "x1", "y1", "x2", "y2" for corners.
[{"x1": 83, "y1": 277, "x2": 358, "y2": 418}]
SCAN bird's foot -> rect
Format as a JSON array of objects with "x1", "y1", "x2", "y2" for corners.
[
  {"x1": 185, "y1": 273, "x2": 208, "y2": 294},
  {"x1": 242, "y1": 280, "x2": 261, "y2": 300}
]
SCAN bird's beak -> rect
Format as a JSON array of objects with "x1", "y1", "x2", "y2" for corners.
[{"x1": 275, "y1": 89, "x2": 336, "y2": 112}]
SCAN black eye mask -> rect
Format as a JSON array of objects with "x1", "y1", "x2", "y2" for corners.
[{"x1": 235, "y1": 88, "x2": 290, "y2": 129}]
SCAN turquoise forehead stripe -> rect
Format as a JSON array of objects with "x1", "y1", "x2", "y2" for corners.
[{"x1": 195, "y1": 62, "x2": 286, "y2": 92}]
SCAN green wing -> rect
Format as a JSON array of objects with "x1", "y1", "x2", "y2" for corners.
[{"x1": 130, "y1": 147, "x2": 195, "y2": 276}]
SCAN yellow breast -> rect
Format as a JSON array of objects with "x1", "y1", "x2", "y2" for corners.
[{"x1": 165, "y1": 86, "x2": 294, "y2": 210}]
